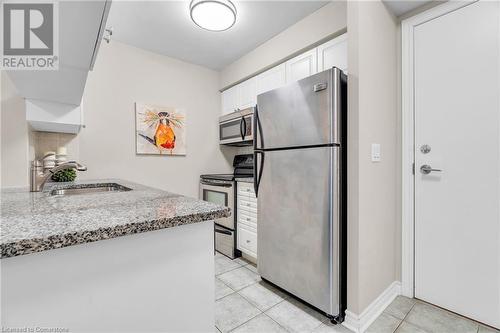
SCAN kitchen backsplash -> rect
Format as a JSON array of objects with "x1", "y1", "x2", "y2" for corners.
[
  {"x1": 236, "y1": 146, "x2": 253, "y2": 155},
  {"x1": 29, "y1": 130, "x2": 79, "y2": 161}
]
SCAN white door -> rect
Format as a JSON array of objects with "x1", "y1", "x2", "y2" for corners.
[
  {"x1": 414, "y1": 1, "x2": 500, "y2": 328},
  {"x1": 256, "y1": 63, "x2": 286, "y2": 96},
  {"x1": 317, "y1": 33, "x2": 347, "y2": 72},
  {"x1": 285, "y1": 48, "x2": 317, "y2": 83}
]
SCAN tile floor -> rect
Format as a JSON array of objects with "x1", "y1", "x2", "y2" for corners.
[
  {"x1": 367, "y1": 296, "x2": 500, "y2": 333},
  {"x1": 214, "y1": 253, "x2": 350, "y2": 333},
  {"x1": 214, "y1": 253, "x2": 500, "y2": 333}
]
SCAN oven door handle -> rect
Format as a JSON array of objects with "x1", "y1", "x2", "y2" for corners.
[
  {"x1": 214, "y1": 225, "x2": 232, "y2": 235},
  {"x1": 200, "y1": 180, "x2": 232, "y2": 187}
]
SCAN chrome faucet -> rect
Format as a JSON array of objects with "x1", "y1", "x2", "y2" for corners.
[{"x1": 30, "y1": 160, "x2": 87, "y2": 192}]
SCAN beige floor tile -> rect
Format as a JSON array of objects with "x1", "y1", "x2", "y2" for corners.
[
  {"x1": 238, "y1": 281, "x2": 286, "y2": 311},
  {"x1": 245, "y1": 263, "x2": 258, "y2": 274},
  {"x1": 215, "y1": 255, "x2": 242, "y2": 276},
  {"x1": 396, "y1": 322, "x2": 428, "y2": 333},
  {"x1": 365, "y1": 313, "x2": 401, "y2": 333},
  {"x1": 478, "y1": 325, "x2": 500, "y2": 333},
  {"x1": 265, "y1": 298, "x2": 326, "y2": 333},
  {"x1": 384, "y1": 296, "x2": 417, "y2": 320},
  {"x1": 215, "y1": 293, "x2": 261, "y2": 333},
  {"x1": 405, "y1": 302, "x2": 478, "y2": 333},
  {"x1": 231, "y1": 313, "x2": 288, "y2": 333},
  {"x1": 218, "y1": 266, "x2": 261, "y2": 291},
  {"x1": 312, "y1": 321, "x2": 353, "y2": 333},
  {"x1": 216, "y1": 277, "x2": 234, "y2": 300}
]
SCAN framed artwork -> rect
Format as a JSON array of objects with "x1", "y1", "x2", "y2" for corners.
[{"x1": 135, "y1": 103, "x2": 186, "y2": 155}]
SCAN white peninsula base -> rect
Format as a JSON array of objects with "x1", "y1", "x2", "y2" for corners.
[{"x1": 1, "y1": 221, "x2": 215, "y2": 332}]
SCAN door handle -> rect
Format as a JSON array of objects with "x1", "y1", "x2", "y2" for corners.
[
  {"x1": 420, "y1": 164, "x2": 442, "y2": 175},
  {"x1": 253, "y1": 151, "x2": 264, "y2": 197},
  {"x1": 253, "y1": 105, "x2": 264, "y2": 150}
]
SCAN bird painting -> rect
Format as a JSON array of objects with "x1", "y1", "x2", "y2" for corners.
[{"x1": 136, "y1": 104, "x2": 186, "y2": 155}]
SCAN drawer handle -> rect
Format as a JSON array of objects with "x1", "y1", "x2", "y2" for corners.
[
  {"x1": 246, "y1": 218, "x2": 250, "y2": 221},
  {"x1": 246, "y1": 189, "x2": 250, "y2": 192},
  {"x1": 246, "y1": 203, "x2": 250, "y2": 206},
  {"x1": 246, "y1": 240, "x2": 251, "y2": 243}
]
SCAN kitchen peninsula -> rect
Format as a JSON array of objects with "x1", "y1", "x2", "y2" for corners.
[{"x1": 1, "y1": 180, "x2": 229, "y2": 332}]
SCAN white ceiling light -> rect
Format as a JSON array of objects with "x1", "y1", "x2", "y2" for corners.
[{"x1": 190, "y1": 0, "x2": 237, "y2": 32}]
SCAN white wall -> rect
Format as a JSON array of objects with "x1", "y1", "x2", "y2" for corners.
[
  {"x1": 0, "y1": 72, "x2": 30, "y2": 188},
  {"x1": 219, "y1": 1, "x2": 347, "y2": 89},
  {"x1": 347, "y1": 0, "x2": 399, "y2": 315},
  {"x1": 78, "y1": 41, "x2": 234, "y2": 198}
]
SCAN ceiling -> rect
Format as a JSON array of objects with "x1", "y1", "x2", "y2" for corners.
[
  {"x1": 382, "y1": 0, "x2": 433, "y2": 17},
  {"x1": 107, "y1": 1, "x2": 328, "y2": 70}
]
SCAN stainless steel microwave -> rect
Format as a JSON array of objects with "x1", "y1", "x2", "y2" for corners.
[{"x1": 219, "y1": 107, "x2": 254, "y2": 146}]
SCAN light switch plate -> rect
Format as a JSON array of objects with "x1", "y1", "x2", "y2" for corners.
[{"x1": 371, "y1": 143, "x2": 381, "y2": 162}]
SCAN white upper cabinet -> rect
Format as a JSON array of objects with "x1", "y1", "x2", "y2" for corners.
[
  {"x1": 256, "y1": 63, "x2": 286, "y2": 96},
  {"x1": 6, "y1": 1, "x2": 111, "y2": 107},
  {"x1": 238, "y1": 77, "x2": 257, "y2": 110},
  {"x1": 318, "y1": 33, "x2": 348, "y2": 72},
  {"x1": 222, "y1": 34, "x2": 348, "y2": 115},
  {"x1": 221, "y1": 85, "x2": 238, "y2": 115},
  {"x1": 221, "y1": 77, "x2": 258, "y2": 115},
  {"x1": 285, "y1": 48, "x2": 318, "y2": 83}
]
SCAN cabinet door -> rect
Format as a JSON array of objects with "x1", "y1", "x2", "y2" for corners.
[
  {"x1": 221, "y1": 85, "x2": 238, "y2": 115},
  {"x1": 237, "y1": 225, "x2": 257, "y2": 258},
  {"x1": 256, "y1": 64, "x2": 286, "y2": 96},
  {"x1": 285, "y1": 48, "x2": 318, "y2": 83},
  {"x1": 318, "y1": 33, "x2": 348, "y2": 72},
  {"x1": 237, "y1": 77, "x2": 257, "y2": 109}
]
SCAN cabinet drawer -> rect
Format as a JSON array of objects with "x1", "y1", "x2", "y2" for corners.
[
  {"x1": 237, "y1": 226, "x2": 257, "y2": 256},
  {"x1": 238, "y1": 219, "x2": 257, "y2": 232},
  {"x1": 238, "y1": 186, "x2": 255, "y2": 196},
  {"x1": 239, "y1": 197, "x2": 257, "y2": 207},
  {"x1": 238, "y1": 203, "x2": 258, "y2": 215},
  {"x1": 238, "y1": 212, "x2": 257, "y2": 225}
]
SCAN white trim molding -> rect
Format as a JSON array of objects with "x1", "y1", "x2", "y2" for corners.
[
  {"x1": 342, "y1": 281, "x2": 401, "y2": 333},
  {"x1": 400, "y1": 0, "x2": 476, "y2": 299}
]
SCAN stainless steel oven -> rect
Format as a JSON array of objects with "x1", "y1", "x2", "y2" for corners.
[
  {"x1": 200, "y1": 154, "x2": 254, "y2": 259},
  {"x1": 219, "y1": 107, "x2": 254, "y2": 146},
  {"x1": 199, "y1": 177, "x2": 237, "y2": 258}
]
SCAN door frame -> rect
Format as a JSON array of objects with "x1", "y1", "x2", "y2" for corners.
[{"x1": 400, "y1": 0, "x2": 477, "y2": 298}]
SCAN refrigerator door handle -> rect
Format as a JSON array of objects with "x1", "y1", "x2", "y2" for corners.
[
  {"x1": 253, "y1": 151, "x2": 264, "y2": 197},
  {"x1": 253, "y1": 105, "x2": 264, "y2": 150}
]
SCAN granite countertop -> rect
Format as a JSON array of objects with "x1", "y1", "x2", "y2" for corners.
[{"x1": 0, "y1": 179, "x2": 230, "y2": 259}]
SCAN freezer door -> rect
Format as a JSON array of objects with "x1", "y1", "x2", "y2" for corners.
[
  {"x1": 256, "y1": 146, "x2": 340, "y2": 315},
  {"x1": 255, "y1": 68, "x2": 343, "y2": 149}
]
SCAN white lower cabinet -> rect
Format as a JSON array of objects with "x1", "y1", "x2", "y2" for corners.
[{"x1": 236, "y1": 182, "x2": 258, "y2": 259}]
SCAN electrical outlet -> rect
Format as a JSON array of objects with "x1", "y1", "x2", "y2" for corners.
[{"x1": 371, "y1": 143, "x2": 381, "y2": 162}]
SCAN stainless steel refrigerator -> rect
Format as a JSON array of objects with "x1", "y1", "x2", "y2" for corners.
[{"x1": 254, "y1": 67, "x2": 347, "y2": 323}]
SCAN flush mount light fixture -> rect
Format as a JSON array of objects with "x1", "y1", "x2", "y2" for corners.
[{"x1": 190, "y1": 0, "x2": 237, "y2": 32}]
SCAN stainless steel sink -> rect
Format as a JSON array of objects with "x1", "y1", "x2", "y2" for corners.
[{"x1": 49, "y1": 183, "x2": 132, "y2": 196}]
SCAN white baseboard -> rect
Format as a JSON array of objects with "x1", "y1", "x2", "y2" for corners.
[{"x1": 342, "y1": 281, "x2": 402, "y2": 333}]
